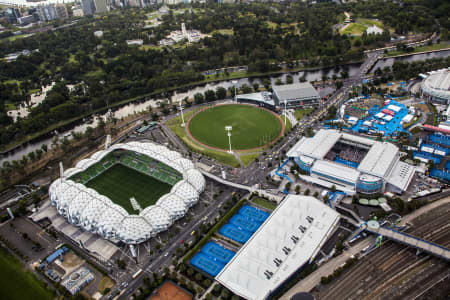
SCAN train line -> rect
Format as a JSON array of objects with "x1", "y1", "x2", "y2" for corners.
[{"x1": 315, "y1": 203, "x2": 450, "y2": 300}]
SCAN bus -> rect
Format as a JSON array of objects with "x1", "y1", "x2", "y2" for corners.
[{"x1": 132, "y1": 269, "x2": 143, "y2": 279}]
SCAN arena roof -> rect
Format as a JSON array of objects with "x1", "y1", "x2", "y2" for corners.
[
  {"x1": 216, "y1": 195, "x2": 340, "y2": 300},
  {"x1": 287, "y1": 129, "x2": 341, "y2": 159},
  {"x1": 49, "y1": 142, "x2": 205, "y2": 244},
  {"x1": 358, "y1": 142, "x2": 398, "y2": 178},
  {"x1": 272, "y1": 82, "x2": 320, "y2": 102},
  {"x1": 311, "y1": 160, "x2": 360, "y2": 185},
  {"x1": 421, "y1": 69, "x2": 450, "y2": 101},
  {"x1": 386, "y1": 160, "x2": 416, "y2": 192}
]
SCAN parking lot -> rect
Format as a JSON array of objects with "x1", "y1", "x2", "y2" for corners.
[{"x1": 0, "y1": 217, "x2": 59, "y2": 263}]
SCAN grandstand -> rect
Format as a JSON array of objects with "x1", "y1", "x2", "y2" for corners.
[
  {"x1": 216, "y1": 195, "x2": 340, "y2": 300},
  {"x1": 287, "y1": 129, "x2": 416, "y2": 195},
  {"x1": 71, "y1": 151, "x2": 182, "y2": 187}
]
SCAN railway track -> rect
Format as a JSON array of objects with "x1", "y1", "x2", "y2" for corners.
[{"x1": 316, "y1": 204, "x2": 450, "y2": 300}]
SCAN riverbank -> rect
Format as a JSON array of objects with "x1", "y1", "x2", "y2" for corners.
[
  {"x1": 0, "y1": 60, "x2": 361, "y2": 154},
  {"x1": 383, "y1": 43, "x2": 450, "y2": 58}
]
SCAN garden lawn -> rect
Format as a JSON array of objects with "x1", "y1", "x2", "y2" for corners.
[
  {"x1": 0, "y1": 248, "x2": 53, "y2": 300},
  {"x1": 86, "y1": 164, "x2": 171, "y2": 214},
  {"x1": 189, "y1": 105, "x2": 282, "y2": 150}
]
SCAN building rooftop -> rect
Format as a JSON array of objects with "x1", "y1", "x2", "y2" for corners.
[
  {"x1": 358, "y1": 142, "x2": 398, "y2": 178},
  {"x1": 216, "y1": 195, "x2": 340, "y2": 300},
  {"x1": 272, "y1": 82, "x2": 320, "y2": 101}
]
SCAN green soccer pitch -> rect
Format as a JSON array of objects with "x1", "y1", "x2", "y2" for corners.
[
  {"x1": 86, "y1": 164, "x2": 171, "y2": 214},
  {"x1": 188, "y1": 105, "x2": 283, "y2": 150}
]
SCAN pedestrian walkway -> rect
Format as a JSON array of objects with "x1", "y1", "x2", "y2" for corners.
[{"x1": 366, "y1": 226, "x2": 450, "y2": 261}]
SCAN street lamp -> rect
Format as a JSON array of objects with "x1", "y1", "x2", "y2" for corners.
[
  {"x1": 179, "y1": 99, "x2": 185, "y2": 127},
  {"x1": 232, "y1": 80, "x2": 238, "y2": 102},
  {"x1": 225, "y1": 126, "x2": 233, "y2": 153}
]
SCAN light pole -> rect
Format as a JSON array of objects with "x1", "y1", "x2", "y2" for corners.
[
  {"x1": 179, "y1": 99, "x2": 185, "y2": 127},
  {"x1": 284, "y1": 99, "x2": 287, "y2": 126},
  {"x1": 232, "y1": 80, "x2": 238, "y2": 102},
  {"x1": 225, "y1": 126, "x2": 232, "y2": 153}
]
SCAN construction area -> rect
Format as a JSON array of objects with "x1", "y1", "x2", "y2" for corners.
[{"x1": 313, "y1": 201, "x2": 450, "y2": 300}]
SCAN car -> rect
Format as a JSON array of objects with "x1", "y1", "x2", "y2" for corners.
[
  {"x1": 180, "y1": 240, "x2": 184, "y2": 244},
  {"x1": 164, "y1": 252, "x2": 169, "y2": 257}
]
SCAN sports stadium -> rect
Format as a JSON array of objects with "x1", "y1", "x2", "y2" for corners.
[
  {"x1": 186, "y1": 104, "x2": 284, "y2": 151},
  {"x1": 49, "y1": 141, "x2": 205, "y2": 244},
  {"x1": 287, "y1": 129, "x2": 416, "y2": 195},
  {"x1": 420, "y1": 68, "x2": 450, "y2": 105}
]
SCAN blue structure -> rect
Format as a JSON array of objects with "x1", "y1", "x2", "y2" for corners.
[
  {"x1": 238, "y1": 205, "x2": 270, "y2": 223},
  {"x1": 446, "y1": 161, "x2": 450, "y2": 171},
  {"x1": 351, "y1": 100, "x2": 409, "y2": 136},
  {"x1": 219, "y1": 224, "x2": 253, "y2": 244},
  {"x1": 421, "y1": 143, "x2": 450, "y2": 156},
  {"x1": 218, "y1": 205, "x2": 269, "y2": 244},
  {"x1": 275, "y1": 159, "x2": 293, "y2": 183},
  {"x1": 413, "y1": 151, "x2": 442, "y2": 164},
  {"x1": 334, "y1": 156, "x2": 359, "y2": 168},
  {"x1": 46, "y1": 247, "x2": 69, "y2": 264},
  {"x1": 430, "y1": 169, "x2": 450, "y2": 181},
  {"x1": 229, "y1": 215, "x2": 260, "y2": 233},
  {"x1": 429, "y1": 134, "x2": 450, "y2": 147},
  {"x1": 190, "y1": 242, "x2": 235, "y2": 277}
]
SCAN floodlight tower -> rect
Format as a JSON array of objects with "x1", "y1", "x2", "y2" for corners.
[
  {"x1": 225, "y1": 126, "x2": 233, "y2": 153},
  {"x1": 179, "y1": 99, "x2": 186, "y2": 127},
  {"x1": 232, "y1": 80, "x2": 238, "y2": 102}
]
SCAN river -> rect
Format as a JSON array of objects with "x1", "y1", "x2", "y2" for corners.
[
  {"x1": 370, "y1": 49, "x2": 450, "y2": 71},
  {"x1": 1, "y1": 50, "x2": 449, "y2": 164}
]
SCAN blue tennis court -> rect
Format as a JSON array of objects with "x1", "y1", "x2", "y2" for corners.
[
  {"x1": 219, "y1": 224, "x2": 253, "y2": 244},
  {"x1": 190, "y1": 242, "x2": 235, "y2": 277},
  {"x1": 190, "y1": 253, "x2": 225, "y2": 277},
  {"x1": 202, "y1": 242, "x2": 235, "y2": 264},
  {"x1": 238, "y1": 205, "x2": 270, "y2": 223},
  {"x1": 229, "y1": 215, "x2": 260, "y2": 232},
  {"x1": 218, "y1": 205, "x2": 269, "y2": 243}
]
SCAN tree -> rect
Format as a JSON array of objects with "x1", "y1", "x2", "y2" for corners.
[
  {"x1": 195, "y1": 273, "x2": 202, "y2": 282},
  {"x1": 204, "y1": 90, "x2": 216, "y2": 102},
  {"x1": 187, "y1": 268, "x2": 194, "y2": 276},
  {"x1": 331, "y1": 185, "x2": 336, "y2": 192},
  {"x1": 41, "y1": 144, "x2": 48, "y2": 153},
  {"x1": 194, "y1": 93, "x2": 204, "y2": 104},
  {"x1": 252, "y1": 82, "x2": 259, "y2": 92},
  {"x1": 215, "y1": 87, "x2": 226, "y2": 100},
  {"x1": 304, "y1": 189, "x2": 310, "y2": 196}
]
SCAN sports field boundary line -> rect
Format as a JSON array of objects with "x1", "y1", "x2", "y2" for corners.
[{"x1": 185, "y1": 103, "x2": 285, "y2": 153}]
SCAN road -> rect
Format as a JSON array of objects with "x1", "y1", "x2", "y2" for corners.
[{"x1": 117, "y1": 188, "x2": 246, "y2": 299}]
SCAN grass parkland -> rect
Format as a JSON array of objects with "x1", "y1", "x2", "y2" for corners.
[
  {"x1": 187, "y1": 104, "x2": 283, "y2": 151},
  {"x1": 0, "y1": 247, "x2": 53, "y2": 300},
  {"x1": 70, "y1": 151, "x2": 181, "y2": 214}
]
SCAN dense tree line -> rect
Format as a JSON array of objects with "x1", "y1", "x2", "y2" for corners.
[{"x1": 0, "y1": 0, "x2": 445, "y2": 148}]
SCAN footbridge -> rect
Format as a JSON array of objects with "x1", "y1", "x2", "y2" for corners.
[
  {"x1": 199, "y1": 169, "x2": 284, "y2": 203},
  {"x1": 366, "y1": 226, "x2": 450, "y2": 261}
]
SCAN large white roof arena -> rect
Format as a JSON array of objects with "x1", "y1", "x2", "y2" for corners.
[
  {"x1": 49, "y1": 142, "x2": 205, "y2": 244},
  {"x1": 216, "y1": 195, "x2": 340, "y2": 300}
]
